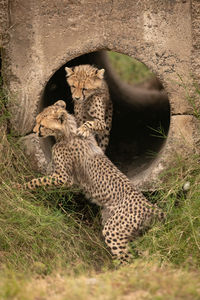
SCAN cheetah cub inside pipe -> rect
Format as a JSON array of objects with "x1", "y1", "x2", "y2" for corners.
[
  {"x1": 65, "y1": 64, "x2": 113, "y2": 153},
  {"x1": 15, "y1": 100, "x2": 165, "y2": 264}
]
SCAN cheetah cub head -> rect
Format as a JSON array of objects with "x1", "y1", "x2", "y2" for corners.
[
  {"x1": 65, "y1": 64, "x2": 105, "y2": 101},
  {"x1": 33, "y1": 100, "x2": 77, "y2": 139}
]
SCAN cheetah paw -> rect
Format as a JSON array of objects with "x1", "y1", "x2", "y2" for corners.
[{"x1": 77, "y1": 125, "x2": 91, "y2": 138}]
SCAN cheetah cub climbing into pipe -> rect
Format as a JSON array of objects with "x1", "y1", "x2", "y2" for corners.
[
  {"x1": 16, "y1": 100, "x2": 164, "y2": 263},
  {"x1": 65, "y1": 64, "x2": 113, "y2": 152}
]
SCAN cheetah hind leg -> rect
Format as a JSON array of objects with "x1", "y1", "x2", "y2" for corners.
[
  {"x1": 96, "y1": 133, "x2": 109, "y2": 153},
  {"x1": 102, "y1": 222, "x2": 133, "y2": 265}
]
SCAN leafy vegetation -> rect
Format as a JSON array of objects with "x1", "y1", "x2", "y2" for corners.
[{"x1": 0, "y1": 53, "x2": 200, "y2": 299}]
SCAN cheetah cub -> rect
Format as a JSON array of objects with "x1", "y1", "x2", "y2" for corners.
[
  {"x1": 65, "y1": 64, "x2": 113, "y2": 152},
  {"x1": 16, "y1": 101, "x2": 164, "y2": 263}
]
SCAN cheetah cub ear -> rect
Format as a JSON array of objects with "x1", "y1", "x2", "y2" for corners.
[
  {"x1": 54, "y1": 100, "x2": 66, "y2": 109},
  {"x1": 59, "y1": 112, "x2": 66, "y2": 124},
  {"x1": 65, "y1": 67, "x2": 74, "y2": 77},
  {"x1": 56, "y1": 110, "x2": 67, "y2": 124},
  {"x1": 96, "y1": 68, "x2": 105, "y2": 79}
]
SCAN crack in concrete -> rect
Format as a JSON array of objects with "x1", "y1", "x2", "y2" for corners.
[{"x1": 171, "y1": 113, "x2": 195, "y2": 116}]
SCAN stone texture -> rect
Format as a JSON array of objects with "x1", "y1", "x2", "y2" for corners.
[
  {"x1": 1, "y1": 0, "x2": 200, "y2": 189},
  {"x1": 19, "y1": 133, "x2": 53, "y2": 174},
  {"x1": 191, "y1": 1, "x2": 200, "y2": 82},
  {"x1": 0, "y1": 0, "x2": 8, "y2": 48}
]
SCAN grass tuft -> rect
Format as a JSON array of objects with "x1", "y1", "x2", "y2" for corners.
[{"x1": 0, "y1": 261, "x2": 200, "y2": 300}]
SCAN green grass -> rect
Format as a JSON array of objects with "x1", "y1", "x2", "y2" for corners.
[
  {"x1": 0, "y1": 60, "x2": 200, "y2": 299},
  {"x1": 0, "y1": 261, "x2": 200, "y2": 300},
  {"x1": 0, "y1": 151, "x2": 111, "y2": 275},
  {"x1": 108, "y1": 51, "x2": 153, "y2": 84},
  {"x1": 135, "y1": 153, "x2": 200, "y2": 268}
]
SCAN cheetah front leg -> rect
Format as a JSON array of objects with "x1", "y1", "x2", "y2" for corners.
[
  {"x1": 15, "y1": 172, "x2": 73, "y2": 190},
  {"x1": 77, "y1": 119, "x2": 106, "y2": 138}
]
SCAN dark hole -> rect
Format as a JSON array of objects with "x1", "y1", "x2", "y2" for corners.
[{"x1": 41, "y1": 51, "x2": 170, "y2": 181}]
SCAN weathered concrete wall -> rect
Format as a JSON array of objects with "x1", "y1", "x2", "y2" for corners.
[
  {"x1": 0, "y1": 0, "x2": 8, "y2": 48},
  {"x1": 2, "y1": 0, "x2": 194, "y2": 133},
  {"x1": 1, "y1": 0, "x2": 200, "y2": 189},
  {"x1": 191, "y1": 1, "x2": 200, "y2": 83}
]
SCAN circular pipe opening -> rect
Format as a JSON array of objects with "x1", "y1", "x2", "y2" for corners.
[{"x1": 41, "y1": 51, "x2": 170, "y2": 181}]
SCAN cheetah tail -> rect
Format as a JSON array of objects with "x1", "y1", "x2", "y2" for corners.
[{"x1": 153, "y1": 206, "x2": 166, "y2": 222}]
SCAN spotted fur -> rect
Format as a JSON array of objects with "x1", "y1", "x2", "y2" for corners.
[
  {"x1": 65, "y1": 64, "x2": 113, "y2": 152},
  {"x1": 17, "y1": 101, "x2": 164, "y2": 263}
]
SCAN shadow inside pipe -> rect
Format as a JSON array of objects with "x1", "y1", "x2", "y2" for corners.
[{"x1": 41, "y1": 51, "x2": 170, "y2": 180}]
